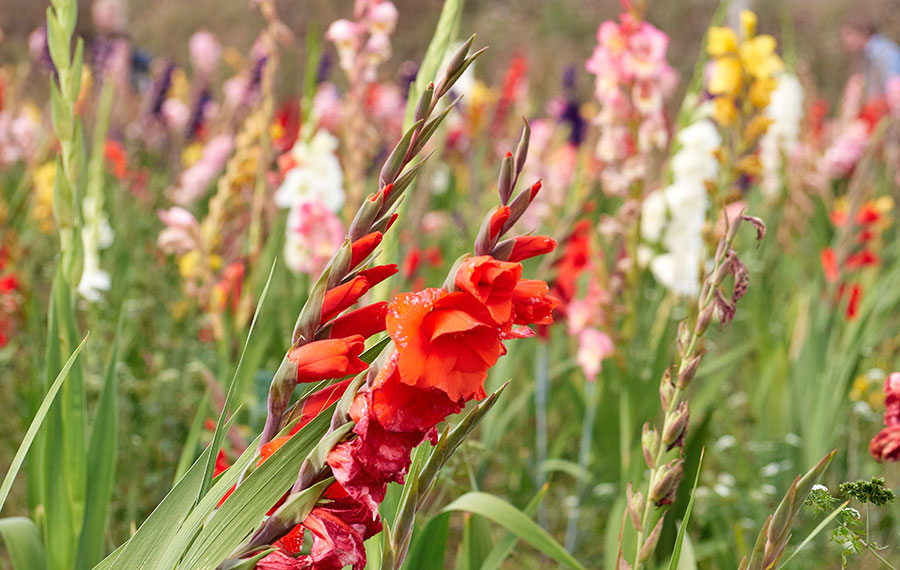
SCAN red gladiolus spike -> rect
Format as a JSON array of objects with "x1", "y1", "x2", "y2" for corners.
[
  {"x1": 356, "y1": 264, "x2": 398, "y2": 288},
  {"x1": 846, "y1": 283, "x2": 862, "y2": 319},
  {"x1": 508, "y1": 235, "x2": 557, "y2": 262},
  {"x1": 350, "y1": 232, "x2": 384, "y2": 268},
  {"x1": 846, "y1": 250, "x2": 879, "y2": 269},
  {"x1": 489, "y1": 206, "x2": 511, "y2": 239},
  {"x1": 288, "y1": 335, "x2": 368, "y2": 383},
  {"x1": 820, "y1": 247, "x2": 839, "y2": 283},
  {"x1": 322, "y1": 276, "x2": 370, "y2": 323},
  {"x1": 330, "y1": 302, "x2": 389, "y2": 339},
  {"x1": 455, "y1": 255, "x2": 522, "y2": 325}
]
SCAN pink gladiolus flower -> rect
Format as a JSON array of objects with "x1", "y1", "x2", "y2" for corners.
[
  {"x1": 284, "y1": 201, "x2": 345, "y2": 276},
  {"x1": 576, "y1": 328, "x2": 615, "y2": 381},
  {"x1": 189, "y1": 30, "x2": 222, "y2": 77},
  {"x1": 158, "y1": 207, "x2": 200, "y2": 254}
]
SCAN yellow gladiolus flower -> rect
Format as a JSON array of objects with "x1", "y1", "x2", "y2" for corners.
[
  {"x1": 713, "y1": 97, "x2": 738, "y2": 125},
  {"x1": 32, "y1": 161, "x2": 57, "y2": 232},
  {"x1": 709, "y1": 57, "x2": 743, "y2": 96},
  {"x1": 740, "y1": 10, "x2": 757, "y2": 39},
  {"x1": 178, "y1": 250, "x2": 201, "y2": 278},
  {"x1": 707, "y1": 27, "x2": 739, "y2": 56},
  {"x1": 739, "y1": 35, "x2": 783, "y2": 79},
  {"x1": 182, "y1": 142, "x2": 204, "y2": 167},
  {"x1": 749, "y1": 76, "x2": 777, "y2": 108}
]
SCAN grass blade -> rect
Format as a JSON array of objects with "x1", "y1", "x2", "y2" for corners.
[
  {"x1": 0, "y1": 516, "x2": 48, "y2": 570},
  {"x1": 667, "y1": 447, "x2": 705, "y2": 570}
]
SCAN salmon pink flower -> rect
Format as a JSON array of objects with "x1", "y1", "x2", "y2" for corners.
[{"x1": 288, "y1": 335, "x2": 367, "y2": 384}]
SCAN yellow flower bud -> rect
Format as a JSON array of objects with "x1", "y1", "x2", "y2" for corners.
[{"x1": 707, "y1": 27, "x2": 739, "y2": 56}]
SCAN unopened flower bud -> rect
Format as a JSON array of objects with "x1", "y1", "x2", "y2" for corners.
[
  {"x1": 694, "y1": 303, "x2": 715, "y2": 337},
  {"x1": 326, "y1": 240, "x2": 353, "y2": 289},
  {"x1": 676, "y1": 353, "x2": 703, "y2": 388},
  {"x1": 662, "y1": 401, "x2": 690, "y2": 448},
  {"x1": 642, "y1": 423, "x2": 660, "y2": 468},
  {"x1": 627, "y1": 483, "x2": 644, "y2": 530},
  {"x1": 498, "y1": 152, "x2": 514, "y2": 205},
  {"x1": 659, "y1": 370, "x2": 674, "y2": 408},
  {"x1": 514, "y1": 120, "x2": 530, "y2": 177},
  {"x1": 490, "y1": 238, "x2": 515, "y2": 261},
  {"x1": 638, "y1": 516, "x2": 665, "y2": 562},
  {"x1": 649, "y1": 459, "x2": 683, "y2": 506},
  {"x1": 712, "y1": 253, "x2": 734, "y2": 286},
  {"x1": 348, "y1": 191, "x2": 384, "y2": 241}
]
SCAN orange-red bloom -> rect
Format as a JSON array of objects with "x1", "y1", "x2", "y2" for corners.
[
  {"x1": 387, "y1": 288, "x2": 503, "y2": 402},
  {"x1": 288, "y1": 336, "x2": 367, "y2": 384},
  {"x1": 511, "y1": 279, "x2": 559, "y2": 326},
  {"x1": 820, "y1": 247, "x2": 839, "y2": 283},
  {"x1": 455, "y1": 256, "x2": 522, "y2": 324},
  {"x1": 508, "y1": 235, "x2": 557, "y2": 263}
]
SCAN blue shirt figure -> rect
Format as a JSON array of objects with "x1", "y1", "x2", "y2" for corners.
[{"x1": 864, "y1": 34, "x2": 900, "y2": 95}]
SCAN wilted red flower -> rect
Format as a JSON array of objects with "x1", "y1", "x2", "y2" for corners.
[{"x1": 288, "y1": 336, "x2": 367, "y2": 384}]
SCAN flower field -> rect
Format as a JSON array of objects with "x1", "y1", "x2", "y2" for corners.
[{"x1": 3, "y1": 0, "x2": 900, "y2": 568}]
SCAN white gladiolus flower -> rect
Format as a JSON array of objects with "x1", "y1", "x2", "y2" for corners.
[
  {"x1": 759, "y1": 73, "x2": 803, "y2": 200},
  {"x1": 78, "y1": 193, "x2": 114, "y2": 302},
  {"x1": 642, "y1": 118, "x2": 719, "y2": 297},
  {"x1": 275, "y1": 130, "x2": 345, "y2": 213}
]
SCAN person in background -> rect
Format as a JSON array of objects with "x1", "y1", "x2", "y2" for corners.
[{"x1": 841, "y1": 15, "x2": 900, "y2": 98}]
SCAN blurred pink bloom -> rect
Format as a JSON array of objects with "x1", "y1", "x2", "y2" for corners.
[
  {"x1": 158, "y1": 207, "x2": 200, "y2": 254},
  {"x1": 839, "y1": 73, "x2": 866, "y2": 122},
  {"x1": 886, "y1": 78, "x2": 900, "y2": 117},
  {"x1": 820, "y1": 120, "x2": 869, "y2": 178},
  {"x1": 870, "y1": 372, "x2": 900, "y2": 462},
  {"x1": 189, "y1": 30, "x2": 222, "y2": 77},
  {"x1": 312, "y1": 83, "x2": 345, "y2": 133},
  {"x1": 284, "y1": 201, "x2": 345, "y2": 275},
  {"x1": 162, "y1": 98, "x2": 190, "y2": 133},
  {"x1": 576, "y1": 328, "x2": 615, "y2": 381},
  {"x1": 172, "y1": 135, "x2": 234, "y2": 205},
  {"x1": 366, "y1": 1, "x2": 398, "y2": 35},
  {"x1": 623, "y1": 23, "x2": 669, "y2": 79}
]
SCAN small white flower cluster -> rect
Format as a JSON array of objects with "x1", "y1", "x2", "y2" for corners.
[
  {"x1": 640, "y1": 118, "x2": 721, "y2": 297},
  {"x1": 759, "y1": 73, "x2": 803, "y2": 201},
  {"x1": 275, "y1": 129, "x2": 346, "y2": 275},
  {"x1": 78, "y1": 195, "x2": 115, "y2": 302}
]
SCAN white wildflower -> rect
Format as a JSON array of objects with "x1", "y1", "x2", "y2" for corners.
[{"x1": 275, "y1": 130, "x2": 345, "y2": 213}]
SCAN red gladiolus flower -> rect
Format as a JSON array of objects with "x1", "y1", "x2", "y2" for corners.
[
  {"x1": 820, "y1": 248, "x2": 839, "y2": 283},
  {"x1": 508, "y1": 235, "x2": 557, "y2": 262},
  {"x1": 870, "y1": 426, "x2": 900, "y2": 462},
  {"x1": 387, "y1": 288, "x2": 504, "y2": 401},
  {"x1": 350, "y1": 232, "x2": 383, "y2": 268},
  {"x1": 402, "y1": 247, "x2": 421, "y2": 278},
  {"x1": 0, "y1": 274, "x2": 19, "y2": 293},
  {"x1": 455, "y1": 256, "x2": 522, "y2": 324},
  {"x1": 104, "y1": 139, "x2": 128, "y2": 180},
  {"x1": 845, "y1": 283, "x2": 862, "y2": 319},
  {"x1": 321, "y1": 276, "x2": 370, "y2": 323},
  {"x1": 511, "y1": 279, "x2": 559, "y2": 326},
  {"x1": 846, "y1": 250, "x2": 879, "y2": 269},
  {"x1": 329, "y1": 302, "x2": 388, "y2": 340},
  {"x1": 288, "y1": 336, "x2": 367, "y2": 384}
]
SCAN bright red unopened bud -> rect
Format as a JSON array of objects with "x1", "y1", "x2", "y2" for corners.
[
  {"x1": 529, "y1": 180, "x2": 542, "y2": 201},
  {"x1": 508, "y1": 235, "x2": 557, "y2": 262},
  {"x1": 350, "y1": 232, "x2": 384, "y2": 268},
  {"x1": 379, "y1": 183, "x2": 394, "y2": 202},
  {"x1": 329, "y1": 302, "x2": 389, "y2": 339},
  {"x1": 321, "y1": 276, "x2": 370, "y2": 323},
  {"x1": 489, "y1": 206, "x2": 511, "y2": 239},
  {"x1": 385, "y1": 213, "x2": 399, "y2": 231},
  {"x1": 289, "y1": 335, "x2": 368, "y2": 384},
  {"x1": 356, "y1": 264, "x2": 398, "y2": 288},
  {"x1": 846, "y1": 250, "x2": 879, "y2": 269}
]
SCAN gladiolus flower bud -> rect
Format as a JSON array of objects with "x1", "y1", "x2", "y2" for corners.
[
  {"x1": 642, "y1": 422, "x2": 660, "y2": 468},
  {"x1": 498, "y1": 152, "x2": 514, "y2": 205},
  {"x1": 329, "y1": 302, "x2": 388, "y2": 340},
  {"x1": 694, "y1": 303, "x2": 715, "y2": 336},
  {"x1": 638, "y1": 516, "x2": 665, "y2": 562},
  {"x1": 489, "y1": 206, "x2": 511, "y2": 239},
  {"x1": 676, "y1": 353, "x2": 703, "y2": 388},
  {"x1": 662, "y1": 401, "x2": 690, "y2": 449},
  {"x1": 627, "y1": 483, "x2": 644, "y2": 530},
  {"x1": 503, "y1": 180, "x2": 541, "y2": 234},
  {"x1": 508, "y1": 235, "x2": 557, "y2": 263},
  {"x1": 356, "y1": 264, "x2": 399, "y2": 288},
  {"x1": 649, "y1": 459, "x2": 683, "y2": 506},
  {"x1": 321, "y1": 276, "x2": 370, "y2": 323},
  {"x1": 350, "y1": 232, "x2": 384, "y2": 268},
  {"x1": 659, "y1": 369, "x2": 674, "y2": 408},
  {"x1": 489, "y1": 238, "x2": 515, "y2": 261},
  {"x1": 289, "y1": 335, "x2": 368, "y2": 383},
  {"x1": 348, "y1": 192, "x2": 383, "y2": 241}
]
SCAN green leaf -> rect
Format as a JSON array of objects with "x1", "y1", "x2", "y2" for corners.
[
  {"x1": 441, "y1": 492, "x2": 586, "y2": 570},
  {"x1": 173, "y1": 391, "x2": 211, "y2": 485},
  {"x1": 0, "y1": 517, "x2": 48, "y2": 570},
  {"x1": 479, "y1": 484, "x2": 547, "y2": 570},
  {"x1": 0, "y1": 333, "x2": 88, "y2": 512},
  {"x1": 200, "y1": 261, "x2": 276, "y2": 501},
  {"x1": 75, "y1": 323, "x2": 121, "y2": 570},
  {"x1": 667, "y1": 448, "x2": 705, "y2": 570},
  {"x1": 176, "y1": 407, "x2": 335, "y2": 570},
  {"x1": 402, "y1": 0, "x2": 464, "y2": 129},
  {"x1": 402, "y1": 512, "x2": 450, "y2": 570}
]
